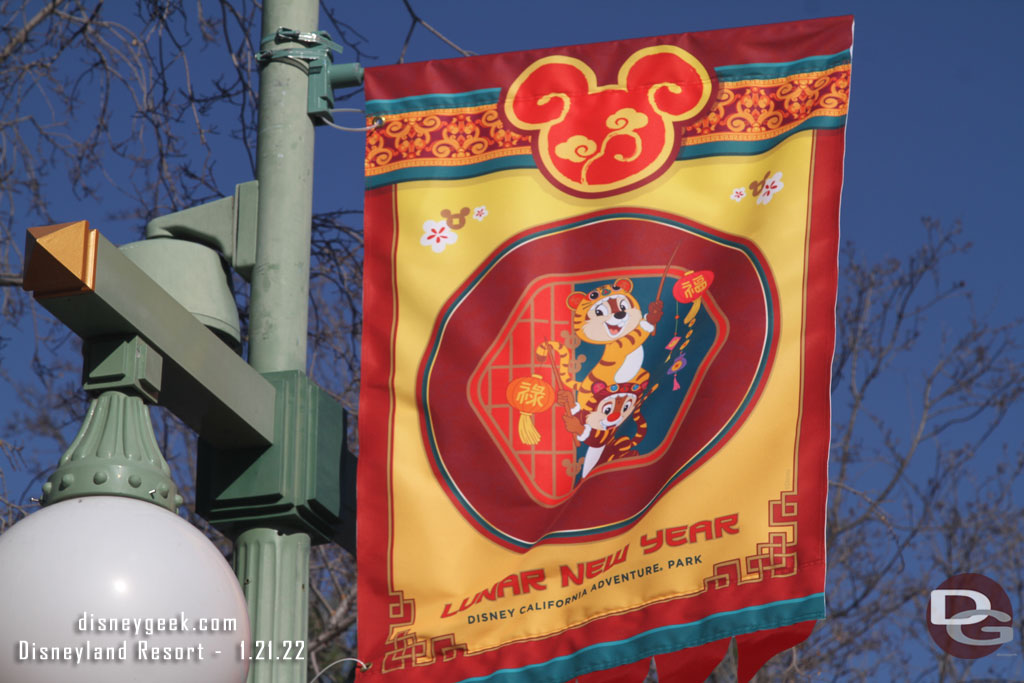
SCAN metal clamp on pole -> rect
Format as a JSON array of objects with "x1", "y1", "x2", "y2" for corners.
[{"x1": 256, "y1": 27, "x2": 364, "y2": 124}]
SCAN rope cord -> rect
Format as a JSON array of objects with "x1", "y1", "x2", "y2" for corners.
[
  {"x1": 308, "y1": 656, "x2": 370, "y2": 682},
  {"x1": 319, "y1": 109, "x2": 384, "y2": 133}
]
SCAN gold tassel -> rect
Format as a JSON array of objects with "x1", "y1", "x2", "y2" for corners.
[{"x1": 517, "y1": 411, "x2": 541, "y2": 446}]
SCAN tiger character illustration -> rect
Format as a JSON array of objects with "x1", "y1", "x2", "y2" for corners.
[
  {"x1": 558, "y1": 380, "x2": 649, "y2": 479},
  {"x1": 537, "y1": 278, "x2": 662, "y2": 411}
]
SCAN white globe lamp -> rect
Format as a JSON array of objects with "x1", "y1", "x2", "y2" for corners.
[{"x1": 0, "y1": 391, "x2": 250, "y2": 682}]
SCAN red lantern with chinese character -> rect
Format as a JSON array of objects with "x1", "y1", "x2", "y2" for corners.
[
  {"x1": 672, "y1": 269, "x2": 714, "y2": 303},
  {"x1": 506, "y1": 374, "x2": 556, "y2": 446}
]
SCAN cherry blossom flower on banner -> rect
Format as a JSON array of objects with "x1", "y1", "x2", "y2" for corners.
[
  {"x1": 421, "y1": 219, "x2": 458, "y2": 253},
  {"x1": 756, "y1": 171, "x2": 784, "y2": 205},
  {"x1": 735, "y1": 170, "x2": 786, "y2": 206},
  {"x1": 473, "y1": 206, "x2": 488, "y2": 221}
]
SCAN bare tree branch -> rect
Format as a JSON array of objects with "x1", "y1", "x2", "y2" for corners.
[
  {"x1": 0, "y1": 0, "x2": 66, "y2": 65},
  {"x1": 398, "y1": 0, "x2": 476, "y2": 63}
]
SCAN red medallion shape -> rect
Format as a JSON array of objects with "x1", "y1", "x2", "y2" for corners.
[
  {"x1": 419, "y1": 210, "x2": 778, "y2": 549},
  {"x1": 502, "y1": 46, "x2": 715, "y2": 197}
]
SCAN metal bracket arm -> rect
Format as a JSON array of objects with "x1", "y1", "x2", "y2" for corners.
[
  {"x1": 256, "y1": 26, "x2": 363, "y2": 123},
  {"x1": 22, "y1": 221, "x2": 275, "y2": 450}
]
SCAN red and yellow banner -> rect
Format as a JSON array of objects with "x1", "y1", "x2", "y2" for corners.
[{"x1": 358, "y1": 16, "x2": 851, "y2": 682}]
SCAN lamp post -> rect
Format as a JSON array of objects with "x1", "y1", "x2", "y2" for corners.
[
  {"x1": 236, "y1": 2, "x2": 320, "y2": 680},
  {"x1": 0, "y1": 225, "x2": 254, "y2": 681},
  {"x1": 4, "y1": 0, "x2": 362, "y2": 681}
]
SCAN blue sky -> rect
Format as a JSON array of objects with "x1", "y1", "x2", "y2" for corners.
[{"x1": 2, "y1": 1, "x2": 1021, "y2": 678}]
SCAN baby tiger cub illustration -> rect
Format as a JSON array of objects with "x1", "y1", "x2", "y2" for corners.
[
  {"x1": 537, "y1": 278, "x2": 662, "y2": 410},
  {"x1": 558, "y1": 380, "x2": 649, "y2": 479}
]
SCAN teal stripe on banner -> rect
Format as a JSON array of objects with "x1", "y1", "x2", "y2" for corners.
[
  {"x1": 366, "y1": 87, "x2": 502, "y2": 116},
  {"x1": 715, "y1": 49, "x2": 851, "y2": 82},
  {"x1": 364, "y1": 115, "x2": 845, "y2": 188},
  {"x1": 455, "y1": 593, "x2": 825, "y2": 683},
  {"x1": 676, "y1": 115, "x2": 847, "y2": 161},
  {"x1": 365, "y1": 155, "x2": 537, "y2": 189}
]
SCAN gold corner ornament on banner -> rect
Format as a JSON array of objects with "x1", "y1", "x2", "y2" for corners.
[{"x1": 357, "y1": 15, "x2": 852, "y2": 683}]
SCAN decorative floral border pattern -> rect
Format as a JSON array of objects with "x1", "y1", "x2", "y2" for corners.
[{"x1": 365, "y1": 65, "x2": 850, "y2": 177}]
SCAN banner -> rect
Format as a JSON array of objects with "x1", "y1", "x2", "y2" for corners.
[{"x1": 358, "y1": 16, "x2": 852, "y2": 682}]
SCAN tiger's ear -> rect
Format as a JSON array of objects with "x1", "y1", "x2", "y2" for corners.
[
  {"x1": 591, "y1": 381, "x2": 608, "y2": 396},
  {"x1": 614, "y1": 278, "x2": 633, "y2": 293},
  {"x1": 566, "y1": 291, "x2": 588, "y2": 309}
]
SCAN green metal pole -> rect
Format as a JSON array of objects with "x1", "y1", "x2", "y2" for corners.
[
  {"x1": 249, "y1": 0, "x2": 317, "y2": 374},
  {"x1": 234, "y1": 528, "x2": 311, "y2": 681},
  {"x1": 240, "y1": 1, "x2": 319, "y2": 681}
]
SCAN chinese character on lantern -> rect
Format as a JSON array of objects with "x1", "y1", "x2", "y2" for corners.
[
  {"x1": 506, "y1": 375, "x2": 556, "y2": 446},
  {"x1": 672, "y1": 270, "x2": 715, "y2": 303}
]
